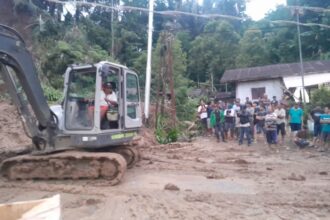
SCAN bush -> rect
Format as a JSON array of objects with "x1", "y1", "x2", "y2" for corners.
[
  {"x1": 155, "y1": 115, "x2": 179, "y2": 144},
  {"x1": 42, "y1": 85, "x2": 63, "y2": 103},
  {"x1": 311, "y1": 86, "x2": 330, "y2": 107}
]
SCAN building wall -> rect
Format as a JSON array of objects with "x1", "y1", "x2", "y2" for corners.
[{"x1": 236, "y1": 79, "x2": 284, "y2": 102}]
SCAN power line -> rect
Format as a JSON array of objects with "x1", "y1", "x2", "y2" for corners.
[
  {"x1": 269, "y1": 19, "x2": 330, "y2": 29},
  {"x1": 46, "y1": 0, "x2": 330, "y2": 30},
  {"x1": 286, "y1": 5, "x2": 330, "y2": 13},
  {"x1": 43, "y1": 0, "x2": 236, "y2": 22},
  {"x1": 47, "y1": 0, "x2": 244, "y2": 21}
]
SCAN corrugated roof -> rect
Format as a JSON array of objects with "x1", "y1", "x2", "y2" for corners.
[{"x1": 220, "y1": 60, "x2": 330, "y2": 83}]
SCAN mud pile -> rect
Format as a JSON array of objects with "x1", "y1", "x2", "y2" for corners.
[{"x1": 0, "y1": 101, "x2": 30, "y2": 151}]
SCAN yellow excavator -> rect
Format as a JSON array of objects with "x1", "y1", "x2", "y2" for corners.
[{"x1": 0, "y1": 24, "x2": 142, "y2": 185}]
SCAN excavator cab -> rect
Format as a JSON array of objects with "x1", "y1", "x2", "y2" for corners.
[
  {"x1": 61, "y1": 62, "x2": 142, "y2": 133},
  {"x1": 0, "y1": 24, "x2": 142, "y2": 184}
]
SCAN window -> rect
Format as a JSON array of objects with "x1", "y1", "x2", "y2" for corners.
[
  {"x1": 251, "y1": 87, "x2": 265, "y2": 100},
  {"x1": 126, "y1": 74, "x2": 139, "y2": 102},
  {"x1": 65, "y1": 69, "x2": 96, "y2": 130},
  {"x1": 126, "y1": 73, "x2": 139, "y2": 119}
]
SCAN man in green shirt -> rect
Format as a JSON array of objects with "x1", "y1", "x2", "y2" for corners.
[{"x1": 210, "y1": 102, "x2": 226, "y2": 143}]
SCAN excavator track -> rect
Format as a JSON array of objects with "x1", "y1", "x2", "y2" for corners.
[
  {"x1": 110, "y1": 146, "x2": 140, "y2": 169},
  {"x1": 0, "y1": 151, "x2": 127, "y2": 185}
]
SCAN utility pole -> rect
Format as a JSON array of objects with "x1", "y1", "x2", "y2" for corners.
[
  {"x1": 210, "y1": 71, "x2": 214, "y2": 93},
  {"x1": 293, "y1": 7, "x2": 306, "y2": 104},
  {"x1": 111, "y1": 0, "x2": 115, "y2": 57},
  {"x1": 144, "y1": 0, "x2": 154, "y2": 121},
  {"x1": 166, "y1": 33, "x2": 176, "y2": 126},
  {"x1": 155, "y1": 33, "x2": 165, "y2": 128}
]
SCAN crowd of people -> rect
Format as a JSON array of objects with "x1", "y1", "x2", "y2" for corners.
[{"x1": 197, "y1": 94, "x2": 330, "y2": 151}]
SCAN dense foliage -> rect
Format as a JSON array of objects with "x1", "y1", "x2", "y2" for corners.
[{"x1": 311, "y1": 86, "x2": 330, "y2": 108}]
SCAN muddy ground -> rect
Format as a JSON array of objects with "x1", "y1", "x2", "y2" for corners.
[{"x1": 0, "y1": 102, "x2": 330, "y2": 220}]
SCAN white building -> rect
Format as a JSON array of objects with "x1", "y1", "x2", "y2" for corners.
[{"x1": 220, "y1": 60, "x2": 330, "y2": 103}]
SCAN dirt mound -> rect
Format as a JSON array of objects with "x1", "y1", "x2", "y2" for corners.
[
  {"x1": 133, "y1": 126, "x2": 157, "y2": 148},
  {"x1": 0, "y1": 101, "x2": 30, "y2": 151}
]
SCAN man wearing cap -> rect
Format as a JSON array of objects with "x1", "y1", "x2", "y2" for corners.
[{"x1": 100, "y1": 82, "x2": 118, "y2": 119}]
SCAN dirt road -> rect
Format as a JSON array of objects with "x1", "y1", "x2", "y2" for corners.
[
  {"x1": 0, "y1": 138, "x2": 329, "y2": 219},
  {"x1": 0, "y1": 102, "x2": 329, "y2": 219}
]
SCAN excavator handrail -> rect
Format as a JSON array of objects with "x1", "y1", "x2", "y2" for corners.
[{"x1": 0, "y1": 24, "x2": 25, "y2": 45}]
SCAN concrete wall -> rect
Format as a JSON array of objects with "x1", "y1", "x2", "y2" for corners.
[{"x1": 236, "y1": 79, "x2": 284, "y2": 101}]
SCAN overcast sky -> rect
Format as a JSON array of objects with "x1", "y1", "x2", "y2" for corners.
[{"x1": 246, "y1": 0, "x2": 287, "y2": 20}]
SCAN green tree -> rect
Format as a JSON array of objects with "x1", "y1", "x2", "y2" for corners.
[
  {"x1": 36, "y1": 27, "x2": 111, "y2": 89},
  {"x1": 152, "y1": 33, "x2": 190, "y2": 120},
  {"x1": 311, "y1": 86, "x2": 330, "y2": 107},
  {"x1": 188, "y1": 20, "x2": 240, "y2": 85},
  {"x1": 236, "y1": 29, "x2": 271, "y2": 67}
]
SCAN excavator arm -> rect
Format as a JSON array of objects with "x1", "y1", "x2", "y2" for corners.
[
  {"x1": 0, "y1": 24, "x2": 57, "y2": 149},
  {"x1": 0, "y1": 24, "x2": 138, "y2": 184}
]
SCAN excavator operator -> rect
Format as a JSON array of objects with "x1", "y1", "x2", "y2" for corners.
[
  {"x1": 87, "y1": 82, "x2": 118, "y2": 128},
  {"x1": 101, "y1": 82, "x2": 119, "y2": 129},
  {"x1": 100, "y1": 82, "x2": 118, "y2": 118}
]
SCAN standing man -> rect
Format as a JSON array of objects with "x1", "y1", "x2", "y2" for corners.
[
  {"x1": 197, "y1": 99, "x2": 208, "y2": 136},
  {"x1": 262, "y1": 94, "x2": 271, "y2": 108},
  {"x1": 237, "y1": 105, "x2": 252, "y2": 146},
  {"x1": 224, "y1": 104, "x2": 235, "y2": 140},
  {"x1": 288, "y1": 103, "x2": 304, "y2": 139},
  {"x1": 310, "y1": 106, "x2": 324, "y2": 145},
  {"x1": 271, "y1": 96, "x2": 278, "y2": 106},
  {"x1": 320, "y1": 107, "x2": 330, "y2": 151},
  {"x1": 210, "y1": 102, "x2": 226, "y2": 142},
  {"x1": 274, "y1": 103, "x2": 286, "y2": 145},
  {"x1": 206, "y1": 100, "x2": 214, "y2": 136},
  {"x1": 233, "y1": 99, "x2": 241, "y2": 140},
  {"x1": 265, "y1": 106, "x2": 278, "y2": 149},
  {"x1": 245, "y1": 97, "x2": 250, "y2": 105},
  {"x1": 246, "y1": 102, "x2": 255, "y2": 141},
  {"x1": 256, "y1": 105, "x2": 267, "y2": 143}
]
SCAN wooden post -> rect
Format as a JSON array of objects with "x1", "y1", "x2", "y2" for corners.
[{"x1": 167, "y1": 33, "x2": 176, "y2": 126}]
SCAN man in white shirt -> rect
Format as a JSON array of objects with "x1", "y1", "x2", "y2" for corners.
[
  {"x1": 233, "y1": 99, "x2": 241, "y2": 140},
  {"x1": 274, "y1": 103, "x2": 286, "y2": 145},
  {"x1": 197, "y1": 99, "x2": 208, "y2": 136},
  {"x1": 100, "y1": 82, "x2": 118, "y2": 119}
]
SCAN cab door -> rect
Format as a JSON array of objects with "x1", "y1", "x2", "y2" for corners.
[{"x1": 124, "y1": 70, "x2": 142, "y2": 128}]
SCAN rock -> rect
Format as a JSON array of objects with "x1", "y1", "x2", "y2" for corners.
[
  {"x1": 287, "y1": 173, "x2": 306, "y2": 181},
  {"x1": 164, "y1": 183, "x2": 180, "y2": 191},
  {"x1": 319, "y1": 171, "x2": 328, "y2": 175},
  {"x1": 195, "y1": 157, "x2": 205, "y2": 163},
  {"x1": 205, "y1": 173, "x2": 224, "y2": 179},
  {"x1": 234, "y1": 159, "x2": 249, "y2": 164},
  {"x1": 85, "y1": 198, "x2": 101, "y2": 206},
  {"x1": 167, "y1": 154, "x2": 183, "y2": 160},
  {"x1": 266, "y1": 167, "x2": 273, "y2": 171}
]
